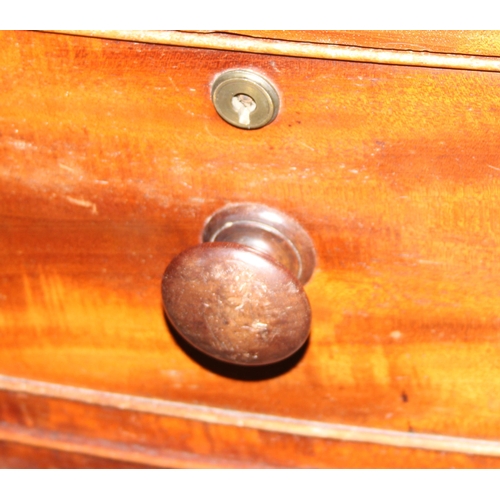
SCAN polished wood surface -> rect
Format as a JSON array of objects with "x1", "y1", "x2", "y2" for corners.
[{"x1": 2, "y1": 30, "x2": 500, "y2": 466}]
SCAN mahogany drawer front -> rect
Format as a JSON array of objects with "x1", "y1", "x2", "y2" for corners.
[{"x1": 2, "y1": 30, "x2": 500, "y2": 466}]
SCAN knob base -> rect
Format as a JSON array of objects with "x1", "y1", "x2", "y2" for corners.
[{"x1": 202, "y1": 203, "x2": 315, "y2": 285}]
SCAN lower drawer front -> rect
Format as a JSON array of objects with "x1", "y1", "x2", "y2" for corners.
[{"x1": 2, "y1": 31, "x2": 500, "y2": 465}]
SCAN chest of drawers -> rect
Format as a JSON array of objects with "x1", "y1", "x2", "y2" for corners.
[{"x1": 2, "y1": 30, "x2": 500, "y2": 468}]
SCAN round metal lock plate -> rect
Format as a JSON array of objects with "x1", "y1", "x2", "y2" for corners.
[{"x1": 211, "y1": 69, "x2": 280, "y2": 130}]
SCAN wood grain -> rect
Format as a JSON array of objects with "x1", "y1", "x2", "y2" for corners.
[
  {"x1": 0, "y1": 441, "x2": 157, "y2": 468},
  {"x1": 2, "y1": 30, "x2": 500, "y2": 466}
]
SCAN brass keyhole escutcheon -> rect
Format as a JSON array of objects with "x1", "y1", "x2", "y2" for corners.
[{"x1": 211, "y1": 69, "x2": 280, "y2": 130}]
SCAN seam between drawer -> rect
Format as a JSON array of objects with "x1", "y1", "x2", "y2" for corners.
[
  {"x1": 0, "y1": 374, "x2": 499, "y2": 458},
  {"x1": 43, "y1": 30, "x2": 500, "y2": 73}
]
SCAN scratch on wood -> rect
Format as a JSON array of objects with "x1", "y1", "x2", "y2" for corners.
[
  {"x1": 65, "y1": 196, "x2": 98, "y2": 214},
  {"x1": 204, "y1": 123, "x2": 224, "y2": 143},
  {"x1": 270, "y1": 61, "x2": 281, "y2": 72},
  {"x1": 298, "y1": 142, "x2": 315, "y2": 151},
  {"x1": 168, "y1": 76, "x2": 180, "y2": 93},
  {"x1": 59, "y1": 163, "x2": 76, "y2": 173},
  {"x1": 7, "y1": 138, "x2": 36, "y2": 151}
]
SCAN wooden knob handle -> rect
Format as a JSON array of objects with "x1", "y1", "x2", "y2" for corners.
[{"x1": 161, "y1": 204, "x2": 315, "y2": 366}]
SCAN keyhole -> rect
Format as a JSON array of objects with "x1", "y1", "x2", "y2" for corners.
[{"x1": 231, "y1": 94, "x2": 257, "y2": 126}]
